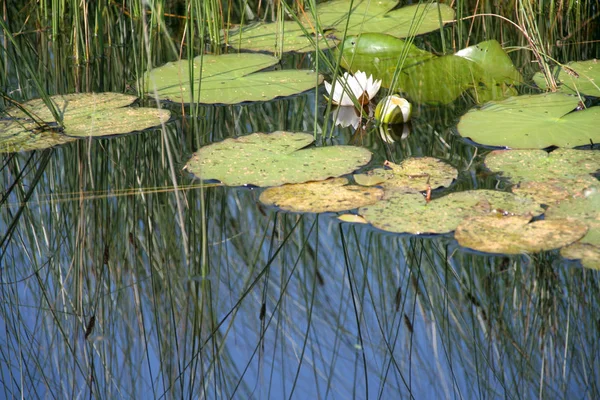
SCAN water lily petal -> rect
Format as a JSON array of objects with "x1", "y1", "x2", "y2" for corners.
[{"x1": 334, "y1": 106, "x2": 361, "y2": 129}]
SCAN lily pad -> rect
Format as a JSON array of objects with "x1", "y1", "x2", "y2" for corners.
[
  {"x1": 358, "y1": 189, "x2": 543, "y2": 235},
  {"x1": 457, "y1": 93, "x2": 600, "y2": 148},
  {"x1": 341, "y1": 38, "x2": 520, "y2": 104},
  {"x1": 511, "y1": 176, "x2": 600, "y2": 206},
  {"x1": 1, "y1": 93, "x2": 170, "y2": 152},
  {"x1": 259, "y1": 177, "x2": 383, "y2": 213},
  {"x1": 533, "y1": 59, "x2": 600, "y2": 97},
  {"x1": 561, "y1": 242, "x2": 600, "y2": 270},
  {"x1": 224, "y1": 21, "x2": 338, "y2": 53},
  {"x1": 0, "y1": 119, "x2": 76, "y2": 152},
  {"x1": 312, "y1": 1, "x2": 455, "y2": 38},
  {"x1": 455, "y1": 214, "x2": 587, "y2": 254},
  {"x1": 144, "y1": 54, "x2": 322, "y2": 104},
  {"x1": 338, "y1": 214, "x2": 368, "y2": 224},
  {"x1": 545, "y1": 188, "x2": 600, "y2": 247},
  {"x1": 354, "y1": 157, "x2": 457, "y2": 191},
  {"x1": 485, "y1": 149, "x2": 600, "y2": 183},
  {"x1": 185, "y1": 131, "x2": 372, "y2": 187},
  {"x1": 455, "y1": 40, "x2": 522, "y2": 102}
]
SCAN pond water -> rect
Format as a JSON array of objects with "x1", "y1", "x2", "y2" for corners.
[{"x1": 1, "y1": 1, "x2": 600, "y2": 398}]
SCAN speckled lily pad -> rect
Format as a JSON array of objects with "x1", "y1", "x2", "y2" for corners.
[
  {"x1": 455, "y1": 214, "x2": 587, "y2": 254},
  {"x1": 259, "y1": 177, "x2": 383, "y2": 213},
  {"x1": 485, "y1": 149, "x2": 600, "y2": 183},
  {"x1": 353, "y1": 157, "x2": 457, "y2": 191},
  {"x1": 358, "y1": 189, "x2": 543, "y2": 235},
  {"x1": 144, "y1": 53, "x2": 322, "y2": 104},
  {"x1": 185, "y1": 131, "x2": 372, "y2": 187},
  {"x1": 1, "y1": 93, "x2": 170, "y2": 152}
]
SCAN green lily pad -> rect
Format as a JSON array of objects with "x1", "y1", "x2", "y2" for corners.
[
  {"x1": 457, "y1": 93, "x2": 600, "y2": 148},
  {"x1": 340, "y1": 38, "x2": 520, "y2": 104},
  {"x1": 259, "y1": 177, "x2": 383, "y2": 213},
  {"x1": 0, "y1": 119, "x2": 76, "y2": 152},
  {"x1": 545, "y1": 188, "x2": 600, "y2": 247},
  {"x1": 358, "y1": 189, "x2": 543, "y2": 234},
  {"x1": 144, "y1": 54, "x2": 322, "y2": 104},
  {"x1": 485, "y1": 149, "x2": 600, "y2": 183},
  {"x1": 561, "y1": 242, "x2": 600, "y2": 270},
  {"x1": 533, "y1": 59, "x2": 600, "y2": 97},
  {"x1": 1, "y1": 93, "x2": 170, "y2": 152},
  {"x1": 313, "y1": 1, "x2": 454, "y2": 38},
  {"x1": 455, "y1": 40, "x2": 523, "y2": 103},
  {"x1": 185, "y1": 131, "x2": 372, "y2": 187},
  {"x1": 511, "y1": 176, "x2": 600, "y2": 206},
  {"x1": 224, "y1": 21, "x2": 338, "y2": 53},
  {"x1": 354, "y1": 157, "x2": 457, "y2": 191},
  {"x1": 455, "y1": 214, "x2": 588, "y2": 254},
  {"x1": 338, "y1": 33, "x2": 435, "y2": 72},
  {"x1": 223, "y1": 2, "x2": 453, "y2": 53}
]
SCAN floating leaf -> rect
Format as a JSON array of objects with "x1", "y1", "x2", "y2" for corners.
[
  {"x1": 341, "y1": 38, "x2": 520, "y2": 104},
  {"x1": 1, "y1": 93, "x2": 170, "y2": 152},
  {"x1": 358, "y1": 189, "x2": 543, "y2": 235},
  {"x1": 533, "y1": 59, "x2": 600, "y2": 97},
  {"x1": 455, "y1": 215, "x2": 587, "y2": 254},
  {"x1": 354, "y1": 157, "x2": 457, "y2": 191},
  {"x1": 186, "y1": 131, "x2": 372, "y2": 187},
  {"x1": 0, "y1": 119, "x2": 76, "y2": 152},
  {"x1": 338, "y1": 214, "x2": 368, "y2": 224},
  {"x1": 485, "y1": 149, "x2": 600, "y2": 183},
  {"x1": 457, "y1": 93, "x2": 600, "y2": 148},
  {"x1": 511, "y1": 176, "x2": 600, "y2": 206},
  {"x1": 144, "y1": 54, "x2": 322, "y2": 104},
  {"x1": 224, "y1": 21, "x2": 338, "y2": 53},
  {"x1": 313, "y1": 1, "x2": 454, "y2": 38},
  {"x1": 259, "y1": 177, "x2": 383, "y2": 213},
  {"x1": 545, "y1": 188, "x2": 600, "y2": 247},
  {"x1": 455, "y1": 40, "x2": 522, "y2": 102},
  {"x1": 561, "y1": 242, "x2": 600, "y2": 270}
]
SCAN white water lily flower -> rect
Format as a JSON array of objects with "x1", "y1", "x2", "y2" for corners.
[
  {"x1": 333, "y1": 106, "x2": 361, "y2": 129},
  {"x1": 324, "y1": 70, "x2": 382, "y2": 106}
]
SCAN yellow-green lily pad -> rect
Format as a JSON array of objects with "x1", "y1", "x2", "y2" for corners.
[
  {"x1": 561, "y1": 242, "x2": 600, "y2": 270},
  {"x1": 1, "y1": 93, "x2": 170, "y2": 152},
  {"x1": 358, "y1": 189, "x2": 543, "y2": 235},
  {"x1": 144, "y1": 53, "x2": 322, "y2": 104},
  {"x1": 224, "y1": 21, "x2": 338, "y2": 53},
  {"x1": 354, "y1": 157, "x2": 457, "y2": 191},
  {"x1": 533, "y1": 59, "x2": 600, "y2": 97},
  {"x1": 259, "y1": 177, "x2": 383, "y2": 213},
  {"x1": 545, "y1": 188, "x2": 600, "y2": 247},
  {"x1": 312, "y1": 1, "x2": 455, "y2": 38},
  {"x1": 224, "y1": 1, "x2": 454, "y2": 53},
  {"x1": 185, "y1": 131, "x2": 372, "y2": 187},
  {"x1": 457, "y1": 93, "x2": 600, "y2": 148},
  {"x1": 485, "y1": 149, "x2": 600, "y2": 183},
  {"x1": 455, "y1": 214, "x2": 588, "y2": 254},
  {"x1": 511, "y1": 176, "x2": 600, "y2": 206}
]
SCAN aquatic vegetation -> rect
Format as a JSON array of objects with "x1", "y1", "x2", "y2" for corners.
[
  {"x1": 533, "y1": 59, "x2": 600, "y2": 96},
  {"x1": 224, "y1": 1, "x2": 454, "y2": 53},
  {"x1": 144, "y1": 53, "x2": 322, "y2": 104},
  {"x1": 357, "y1": 189, "x2": 544, "y2": 235},
  {"x1": 341, "y1": 38, "x2": 522, "y2": 104},
  {"x1": 259, "y1": 177, "x2": 383, "y2": 213},
  {"x1": 324, "y1": 70, "x2": 381, "y2": 106},
  {"x1": 457, "y1": 93, "x2": 600, "y2": 148},
  {"x1": 185, "y1": 131, "x2": 372, "y2": 187},
  {"x1": 354, "y1": 157, "x2": 456, "y2": 191},
  {"x1": 0, "y1": 93, "x2": 170, "y2": 153},
  {"x1": 374, "y1": 95, "x2": 412, "y2": 124},
  {"x1": 455, "y1": 214, "x2": 588, "y2": 254}
]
